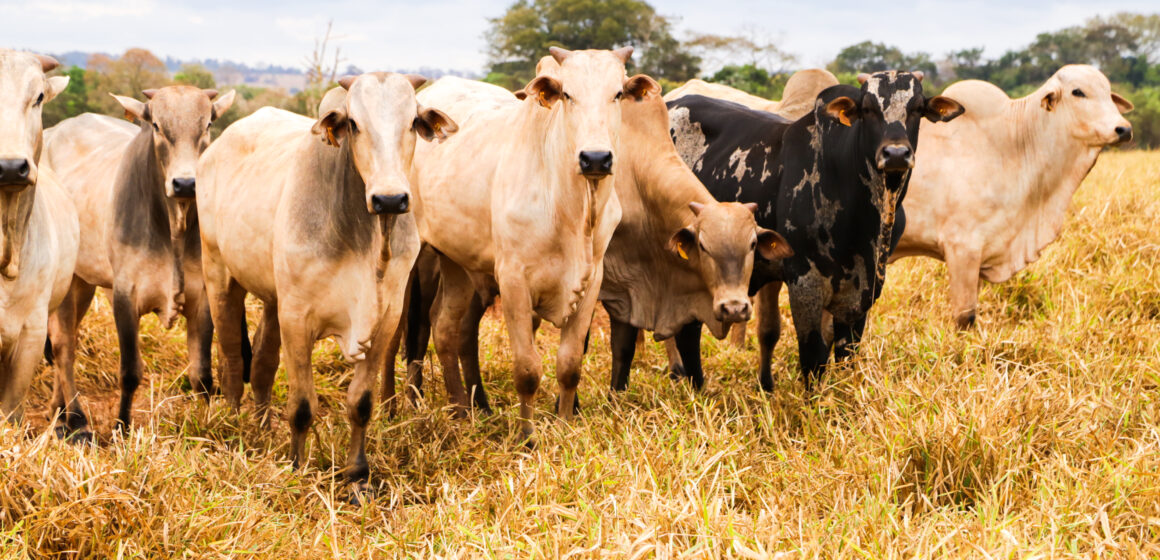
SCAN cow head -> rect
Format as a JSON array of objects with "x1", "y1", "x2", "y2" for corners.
[
  {"x1": 668, "y1": 202, "x2": 792, "y2": 323},
  {"x1": 0, "y1": 50, "x2": 69, "y2": 279},
  {"x1": 523, "y1": 47, "x2": 659, "y2": 181},
  {"x1": 824, "y1": 71, "x2": 964, "y2": 180},
  {"x1": 311, "y1": 72, "x2": 457, "y2": 215},
  {"x1": 112, "y1": 85, "x2": 235, "y2": 200},
  {"x1": 1039, "y1": 64, "x2": 1133, "y2": 146},
  {"x1": 0, "y1": 51, "x2": 68, "y2": 191}
]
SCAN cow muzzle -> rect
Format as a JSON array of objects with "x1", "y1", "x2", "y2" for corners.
[
  {"x1": 715, "y1": 298, "x2": 752, "y2": 323},
  {"x1": 1114, "y1": 125, "x2": 1133, "y2": 145},
  {"x1": 877, "y1": 144, "x2": 913, "y2": 172},
  {"x1": 171, "y1": 177, "x2": 196, "y2": 198},
  {"x1": 578, "y1": 150, "x2": 613, "y2": 179},
  {"x1": 370, "y1": 192, "x2": 409, "y2": 215},
  {"x1": 0, "y1": 158, "x2": 33, "y2": 190}
]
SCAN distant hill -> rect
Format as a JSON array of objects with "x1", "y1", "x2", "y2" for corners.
[{"x1": 49, "y1": 51, "x2": 479, "y2": 94}]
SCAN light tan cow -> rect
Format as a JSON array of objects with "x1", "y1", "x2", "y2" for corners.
[
  {"x1": 892, "y1": 65, "x2": 1133, "y2": 328},
  {"x1": 412, "y1": 48, "x2": 657, "y2": 441},
  {"x1": 0, "y1": 50, "x2": 78, "y2": 431},
  {"x1": 198, "y1": 73, "x2": 455, "y2": 494},
  {"x1": 663, "y1": 69, "x2": 839, "y2": 120},
  {"x1": 44, "y1": 85, "x2": 234, "y2": 436}
]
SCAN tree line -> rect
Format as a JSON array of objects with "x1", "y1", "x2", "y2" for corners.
[{"x1": 41, "y1": 3, "x2": 1160, "y2": 147}]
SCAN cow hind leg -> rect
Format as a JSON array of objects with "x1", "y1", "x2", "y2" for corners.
[
  {"x1": 788, "y1": 284, "x2": 831, "y2": 392},
  {"x1": 48, "y1": 278, "x2": 96, "y2": 442},
  {"x1": 112, "y1": 288, "x2": 144, "y2": 433},
  {"x1": 609, "y1": 317, "x2": 639, "y2": 392},
  {"x1": 664, "y1": 338, "x2": 686, "y2": 380},
  {"x1": 249, "y1": 302, "x2": 281, "y2": 427},
  {"x1": 946, "y1": 247, "x2": 983, "y2": 330},
  {"x1": 673, "y1": 321, "x2": 705, "y2": 391},
  {"x1": 207, "y1": 281, "x2": 249, "y2": 409},
  {"x1": 756, "y1": 282, "x2": 783, "y2": 393},
  {"x1": 459, "y1": 293, "x2": 492, "y2": 414},
  {"x1": 832, "y1": 316, "x2": 867, "y2": 363},
  {"x1": 431, "y1": 258, "x2": 472, "y2": 416}
]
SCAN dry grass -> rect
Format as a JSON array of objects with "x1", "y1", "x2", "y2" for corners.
[{"x1": 2, "y1": 150, "x2": 1159, "y2": 558}]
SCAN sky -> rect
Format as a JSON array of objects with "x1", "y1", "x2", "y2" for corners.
[{"x1": 2, "y1": 0, "x2": 1156, "y2": 73}]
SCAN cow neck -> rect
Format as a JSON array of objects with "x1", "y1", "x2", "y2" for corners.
[
  {"x1": 526, "y1": 102, "x2": 605, "y2": 238},
  {"x1": 113, "y1": 125, "x2": 171, "y2": 252},
  {"x1": 0, "y1": 180, "x2": 36, "y2": 280},
  {"x1": 1006, "y1": 94, "x2": 1102, "y2": 255},
  {"x1": 635, "y1": 145, "x2": 715, "y2": 249},
  {"x1": 306, "y1": 138, "x2": 378, "y2": 258}
]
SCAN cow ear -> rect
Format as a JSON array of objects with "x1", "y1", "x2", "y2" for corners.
[
  {"x1": 757, "y1": 229, "x2": 793, "y2": 260},
  {"x1": 414, "y1": 106, "x2": 458, "y2": 142},
  {"x1": 44, "y1": 76, "x2": 69, "y2": 104},
  {"x1": 623, "y1": 74, "x2": 660, "y2": 101},
  {"x1": 1041, "y1": 90, "x2": 1059, "y2": 112},
  {"x1": 825, "y1": 96, "x2": 858, "y2": 126},
  {"x1": 688, "y1": 201, "x2": 705, "y2": 216},
  {"x1": 110, "y1": 93, "x2": 149, "y2": 122},
  {"x1": 525, "y1": 75, "x2": 563, "y2": 108},
  {"x1": 311, "y1": 89, "x2": 349, "y2": 147},
  {"x1": 666, "y1": 227, "x2": 697, "y2": 261},
  {"x1": 924, "y1": 95, "x2": 965, "y2": 123},
  {"x1": 742, "y1": 202, "x2": 759, "y2": 214},
  {"x1": 35, "y1": 54, "x2": 60, "y2": 73},
  {"x1": 1111, "y1": 92, "x2": 1133, "y2": 114},
  {"x1": 211, "y1": 89, "x2": 236, "y2": 120}
]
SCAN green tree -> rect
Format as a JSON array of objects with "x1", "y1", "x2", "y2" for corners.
[
  {"x1": 484, "y1": 0, "x2": 700, "y2": 88},
  {"x1": 829, "y1": 41, "x2": 938, "y2": 81},
  {"x1": 42, "y1": 66, "x2": 93, "y2": 127},
  {"x1": 707, "y1": 64, "x2": 789, "y2": 99},
  {"x1": 173, "y1": 63, "x2": 216, "y2": 89}
]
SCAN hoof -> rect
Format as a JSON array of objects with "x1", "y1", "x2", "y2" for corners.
[
  {"x1": 347, "y1": 481, "x2": 369, "y2": 506},
  {"x1": 954, "y1": 310, "x2": 977, "y2": 330},
  {"x1": 668, "y1": 362, "x2": 687, "y2": 380},
  {"x1": 759, "y1": 374, "x2": 775, "y2": 393},
  {"x1": 54, "y1": 425, "x2": 93, "y2": 445}
]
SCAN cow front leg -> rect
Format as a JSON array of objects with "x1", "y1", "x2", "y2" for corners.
[
  {"x1": 663, "y1": 338, "x2": 686, "y2": 379},
  {"x1": 496, "y1": 273, "x2": 542, "y2": 443},
  {"x1": 250, "y1": 302, "x2": 281, "y2": 426},
  {"x1": 1, "y1": 326, "x2": 50, "y2": 426},
  {"x1": 833, "y1": 316, "x2": 868, "y2": 363},
  {"x1": 379, "y1": 318, "x2": 402, "y2": 415},
  {"x1": 609, "y1": 317, "x2": 639, "y2": 392},
  {"x1": 431, "y1": 257, "x2": 472, "y2": 415},
  {"x1": 183, "y1": 288, "x2": 215, "y2": 399},
  {"x1": 946, "y1": 246, "x2": 983, "y2": 329},
  {"x1": 112, "y1": 288, "x2": 145, "y2": 433},
  {"x1": 787, "y1": 283, "x2": 831, "y2": 392},
  {"x1": 459, "y1": 293, "x2": 491, "y2": 413},
  {"x1": 755, "y1": 282, "x2": 783, "y2": 393},
  {"x1": 205, "y1": 275, "x2": 249, "y2": 408},
  {"x1": 48, "y1": 277, "x2": 96, "y2": 442},
  {"x1": 673, "y1": 321, "x2": 705, "y2": 391},
  {"x1": 279, "y1": 312, "x2": 317, "y2": 469},
  {"x1": 556, "y1": 266, "x2": 604, "y2": 421},
  {"x1": 402, "y1": 248, "x2": 440, "y2": 406},
  {"x1": 345, "y1": 329, "x2": 386, "y2": 503}
]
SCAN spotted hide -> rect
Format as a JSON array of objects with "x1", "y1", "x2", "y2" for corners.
[{"x1": 667, "y1": 71, "x2": 964, "y2": 389}]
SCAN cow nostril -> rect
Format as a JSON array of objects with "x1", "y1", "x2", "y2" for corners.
[
  {"x1": 0, "y1": 158, "x2": 32, "y2": 185},
  {"x1": 16, "y1": 160, "x2": 29, "y2": 178},
  {"x1": 371, "y1": 192, "x2": 409, "y2": 215},
  {"x1": 885, "y1": 146, "x2": 911, "y2": 159},
  {"x1": 1115, "y1": 126, "x2": 1132, "y2": 141}
]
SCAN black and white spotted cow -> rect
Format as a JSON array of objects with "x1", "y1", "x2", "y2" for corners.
[{"x1": 667, "y1": 71, "x2": 964, "y2": 390}]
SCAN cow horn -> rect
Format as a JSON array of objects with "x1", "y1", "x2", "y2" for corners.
[
  {"x1": 612, "y1": 46, "x2": 634, "y2": 63},
  {"x1": 202, "y1": 89, "x2": 219, "y2": 100},
  {"x1": 549, "y1": 47, "x2": 572, "y2": 64},
  {"x1": 404, "y1": 74, "x2": 428, "y2": 90},
  {"x1": 338, "y1": 75, "x2": 357, "y2": 90},
  {"x1": 142, "y1": 89, "x2": 158, "y2": 99},
  {"x1": 912, "y1": 71, "x2": 925, "y2": 82},
  {"x1": 857, "y1": 73, "x2": 871, "y2": 85},
  {"x1": 34, "y1": 54, "x2": 60, "y2": 73}
]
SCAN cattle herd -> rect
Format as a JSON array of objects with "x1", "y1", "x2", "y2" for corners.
[{"x1": 0, "y1": 46, "x2": 1135, "y2": 498}]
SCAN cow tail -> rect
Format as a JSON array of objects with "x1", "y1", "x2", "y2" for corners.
[
  {"x1": 403, "y1": 268, "x2": 424, "y2": 364},
  {"x1": 241, "y1": 313, "x2": 253, "y2": 384},
  {"x1": 44, "y1": 337, "x2": 54, "y2": 366}
]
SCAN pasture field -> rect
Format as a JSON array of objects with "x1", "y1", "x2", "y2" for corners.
[{"x1": 1, "y1": 150, "x2": 1158, "y2": 558}]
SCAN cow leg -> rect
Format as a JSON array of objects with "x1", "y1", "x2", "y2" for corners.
[
  {"x1": 729, "y1": 322, "x2": 747, "y2": 348},
  {"x1": 664, "y1": 338, "x2": 686, "y2": 379},
  {"x1": 47, "y1": 277, "x2": 96, "y2": 441},
  {"x1": 112, "y1": 287, "x2": 145, "y2": 433},
  {"x1": 787, "y1": 283, "x2": 831, "y2": 392},
  {"x1": 250, "y1": 302, "x2": 281, "y2": 426},
  {"x1": 946, "y1": 247, "x2": 983, "y2": 329},
  {"x1": 609, "y1": 318, "x2": 639, "y2": 392},
  {"x1": 496, "y1": 273, "x2": 542, "y2": 442},
  {"x1": 673, "y1": 321, "x2": 705, "y2": 391},
  {"x1": 431, "y1": 257, "x2": 472, "y2": 415},
  {"x1": 280, "y1": 312, "x2": 316, "y2": 469},
  {"x1": 207, "y1": 281, "x2": 249, "y2": 409},
  {"x1": 345, "y1": 327, "x2": 387, "y2": 502},
  {"x1": 458, "y1": 293, "x2": 491, "y2": 413},
  {"x1": 556, "y1": 263, "x2": 604, "y2": 420},
  {"x1": 756, "y1": 281, "x2": 784, "y2": 393},
  {"x1": 403, "y1": 270, "x2": 436, "y2": 406},
  {"x1": 182, "y1": 287, "x2": 215, "y2": 399},
  {"x1": 833, "y1": 316, "x2": 868, "y2": 363},
  {"x1": 0, "y1": 326, "x2": 48, "y2": 426}
]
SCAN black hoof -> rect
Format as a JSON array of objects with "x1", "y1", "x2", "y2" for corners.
[
  {"x1": 54, "y1": 424, "x2": 93, "y2": 445},
  {"x1": 668, "y1": 362, "x2": 687, "y2": 380},
  {"x1": 759, "y1": 374, "x2": 775, "y2": 393}
]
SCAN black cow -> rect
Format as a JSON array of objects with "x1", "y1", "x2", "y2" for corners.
[{"x1": 666, "y1": 71, "x2": 964, "y2": 390}]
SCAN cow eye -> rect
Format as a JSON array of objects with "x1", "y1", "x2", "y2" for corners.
[
  {"x1": 34, "y1": 93, "x2": 44, "y2": 107},
  {"x1": 152, "y1": 122, "x2": 160, "y2": 132},
  {"x1": 698, "y1": 239, "x2": 707, "y2": 252},
  {"x1": 1072, "y1": 89, "x2": 1086, "y2": 98},
  {"x1": 349, "y1": 120, "x2": 360, "y2": 134},
  {"x1": 562, "y1": 92, "x2": 573, "y2": 104},
  {"x1": 750, "y1": 240, "x2": 757, "y2": 251},
  {"x1": 613, "y1": 91, "x2": 624, "y2": 102}
]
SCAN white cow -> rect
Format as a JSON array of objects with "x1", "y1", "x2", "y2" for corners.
[{"x1": 893, "y1": 65, "x2": 1134, "y2": 328}]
